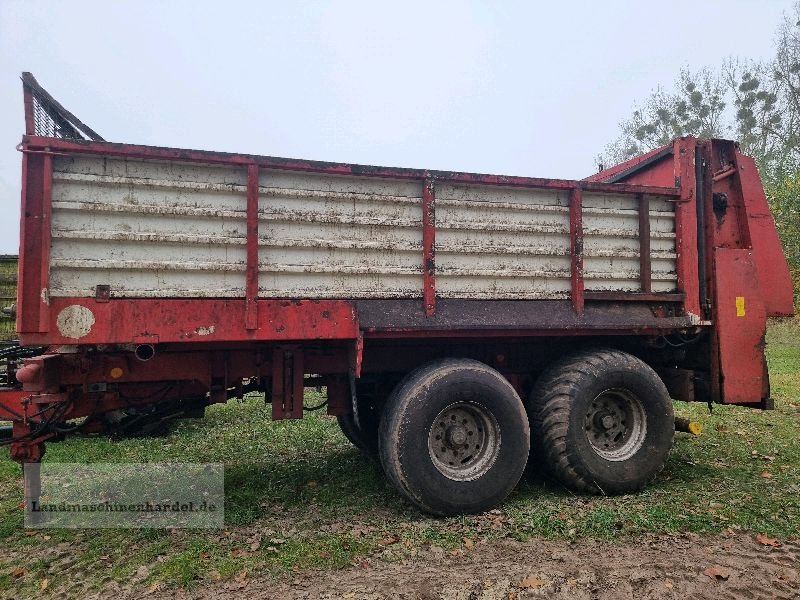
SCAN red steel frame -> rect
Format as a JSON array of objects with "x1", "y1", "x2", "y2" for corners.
[
  {"x1": 422, "y1": 177, "x2": 436, "y2": 316},
  {"x1": 569, "y1": 187, "x2": 584, "y2": 315},
  {"x1": 245, "y1": 164, "x2": 260, "y2": 330},
  {"x1": 5, "y1": 130, "x2": 794, "y2": 472},
  {"x1": 6, "y1": 77, "x2": 795, "y2": 523},
  {"x1": 16, "y1": 134, "x2": 684, "y2": 343}
]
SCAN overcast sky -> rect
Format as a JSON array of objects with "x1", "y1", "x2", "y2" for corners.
[{"x1": 0, "y1": 0, "x2": 792, "y2": 253}]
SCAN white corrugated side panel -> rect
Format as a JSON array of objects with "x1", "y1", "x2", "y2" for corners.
[
  {"x1": 49, "y1": 156, "x2": 677, "y2": 300},
  {"x1": 257, "y1": 170, "x2": 423, "y2": 298},
  {"x1": 582, "y1": 193, "x2": 677, "y2": 292},
  {"x1": 50, "y1": 156, "x2": 248, "y2": 298}
]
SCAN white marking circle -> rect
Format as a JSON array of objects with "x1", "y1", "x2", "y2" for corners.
[{"x1": 56, "y1": 305, "x2": 96, "y2": 339}]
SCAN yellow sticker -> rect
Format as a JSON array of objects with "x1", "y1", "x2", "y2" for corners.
[{"x1": 736, "y1": 296, "x2": 746, "y2": 317}]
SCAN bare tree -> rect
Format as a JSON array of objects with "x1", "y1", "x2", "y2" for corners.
[{"x1": 599, "y1": 68, "x2": 727, "y2": 166}]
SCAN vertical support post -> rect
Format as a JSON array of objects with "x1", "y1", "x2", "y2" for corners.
[
  {"x1": 271, "y1": 347, "x2": 304, "y2": 420},
  {"x1": 18, "y1": 150, "x2": 53, "y2": 334},
  {"x1": 421, "y1": 177, "x2": 436, "y2": 316},
  {"x1": 638, "y1": 194, "x2": 652, "y2": 293},
  {"x1": 23, "y1": 83, "x2": 35, "y2": 136},
  {"x1": 569, "y1": 187, "x2": 584, "y2": 315},
  {"x1": 38, "y1": 153, "x2": 52, "y2": 333},
  {"x1": 673, "y1": 140, "x2": 701, "y2": 318},
  {"x1": 245, "y1": 164, "x2": 259, "y2": 330}
]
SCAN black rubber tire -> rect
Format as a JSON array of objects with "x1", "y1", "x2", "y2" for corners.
[
  {"x1": 527, "y1": 348, "x2": 674, "y2": 495},
  {"x1": 335, "y1": 378, "x2": 386, "y2": 455},
  {"x1": 336, "y1": 413, "x2": 378, "y2": 455},
  {"x1": 379, "y1": 358, "x2": 529, "y2": 516}
]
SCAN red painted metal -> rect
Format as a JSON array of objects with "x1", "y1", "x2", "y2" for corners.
[
  {"x1": 245, "y1": 164, "x2": 260, "y2": 330},
  {"x1": 0, "y1": 390, "x2": 31, "y2": 420},
  {"x1": 422, "y1": 177, "x2": 436, "y2": 316},
  {"x1": 19, "y1": 135, "x2": 682, "y2": 199},
  {"x1": 23, "y1": 83, "x2": 34, "y2": 136},
  {"x1": 271, "y1": 347, "x2": 304, "y2": 420},
  {"x1": 638, "y1": 194, "x2": 652, "y2": 293},
  {"x1": 569, "y1": 187, "x2": 584, "y2": 315},
  {"x1": 326, "y1": 379, "x2": 350, "y2": 416},
  {"x1": 38, "y1": 153, "x2": 52, "y2": 333},
  {"x1": 673, "y1": 140, "x2": 702, "y2": 319},
  {"x1": 17, "y1": 151, "x2": 53, "y2": 334},
  {"x1": 734, "y1": 151, "x2": 794, "y2": 316},
  {"x1": 352, "y1": 334, "x2": 364, "y2": 378},
  {"x1": 712, "y1": 249, "x2": 767, "y2": 403},
  {"x1": 19, "y1": 298, "x2": 359, "y2": 346},
  {"x1": 585, "y1": 144, "x2": 672, "y2": 184}
]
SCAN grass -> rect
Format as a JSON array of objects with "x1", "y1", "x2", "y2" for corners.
[{"x1": 0, "y1": 321, "x2": 798, "y2": 597}]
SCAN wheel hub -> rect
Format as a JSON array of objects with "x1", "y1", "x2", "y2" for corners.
[
  {"x1": 599, "y1": 414, "x2": 616, "y2": 430},
  {"x1": 428, "y1": 402, "x2": 500, "y2": 481},
  {"x1": 584, "y1": 389, "x2": 647, "y2": 461},
  {"x1": 446, "y1": 425, "x2": 468, "y2": 446}
]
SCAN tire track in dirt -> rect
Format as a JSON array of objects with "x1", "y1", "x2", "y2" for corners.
[{"x1": 134, "y1": 532, "x2": 799, "y2": 600}]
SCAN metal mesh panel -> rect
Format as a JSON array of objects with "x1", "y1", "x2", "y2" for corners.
[
  {"x1": 31, "y1": 93, "x2": 87, "y2": 140},
  {"x1": 22, "y1": 72, "x2": 104, "y2": 142}
]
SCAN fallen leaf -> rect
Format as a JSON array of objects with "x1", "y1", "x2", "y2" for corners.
[
  {"x1": 519, "y1": 576, "x2": 545, "y2": 588},
  {"x1": 11, "y1": 567, "x2": 25, "y2": 578},
  {"x1": 463, "y1": 537, "x2": 474, "y2": 549},
  {"x1": 379, "y1": 534, "x2": 399, "y2": 546},
  {"x1": 760, "y1": 471, "x2": 773, "y2": 478},
  {"x1": 703, "y1": 565, "x2": 730, "y2": 581},
  {"x1": 235, "y1": 570, "x2": 248, "y2": 582},
  {"x1": 567, "y1": 578, "x2": 578, "y2": 586},
  {"x1": 755, "y1": 533, "x2": 781, "y2": 547},
  {"x1": 40, "y1": 578, "x2": 48, "y2": 590},
  {"x1": 199, "y1": 551, "x2": 211, "y2": 560},
  {"x1": 319, "y1": 550, "x2": 331, "y2": 559},
  {"x1": 146, "y1": 582, "x2": 162, "y2": 594}
]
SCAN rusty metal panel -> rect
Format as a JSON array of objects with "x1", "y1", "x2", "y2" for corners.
[
  {"x1": 355, "y1": 298, "x2": 693, "y2": 333},
  {"x1": 20, "y1": 298, "x2": 359, "y2": 345}
]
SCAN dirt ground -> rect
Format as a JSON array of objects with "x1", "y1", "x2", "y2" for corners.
[{"x1": 120, "y1": 532, "x2": 800, "y2": 600}]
